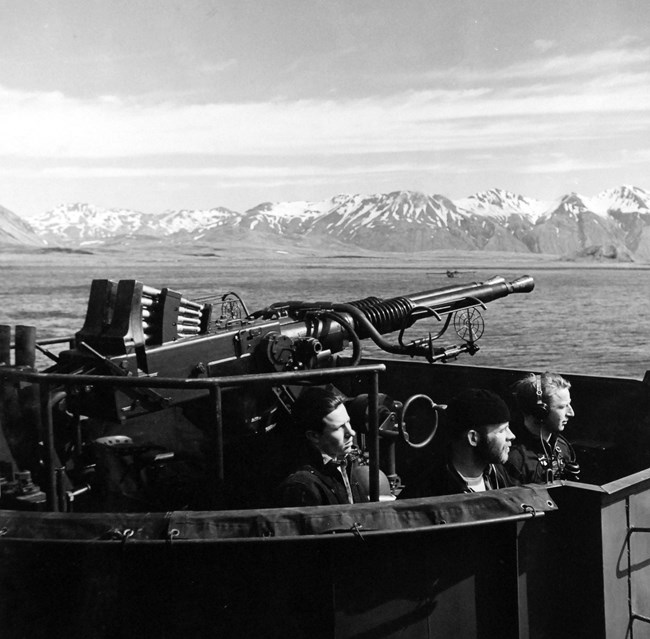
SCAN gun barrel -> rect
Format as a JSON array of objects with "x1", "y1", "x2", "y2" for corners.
[
  {"x1": 408, "y1": 275, "x2": 534, "y2": 318},
  {"x1": 339, "y1": 275, "x2": 534, "y2": 339},
  {"x1": 277, "y1": 275, "x2": 535, "y2": 343},
  {"x1": 409, "y1": 275, "x2": 532, "y2": 306},
  {"x1": 408, "y1": 276, "x2": 507, "y2": 305}
]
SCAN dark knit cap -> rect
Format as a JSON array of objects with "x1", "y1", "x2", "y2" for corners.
[{"x1": 445, "y1": 388, "x2": 510, "y2": 435}]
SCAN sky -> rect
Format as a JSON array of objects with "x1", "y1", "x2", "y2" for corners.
[{"x1": 1, "y1": 0, "x2": 650, "y2": 218}]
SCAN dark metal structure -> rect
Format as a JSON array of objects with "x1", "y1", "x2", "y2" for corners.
[{"x1": 1, "y1": 274, "x2": 649, "y2": 638}]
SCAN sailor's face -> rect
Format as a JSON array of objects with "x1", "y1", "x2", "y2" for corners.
[
  {"x1": 479, "y1": 422, "x2": 515, "y2": 464},
  {"x1": 313, "y1": 404, "x2": 356, "y2": 459},
  {"x1": 544, "y1": 388, "x2": 574, "y2": 433}
]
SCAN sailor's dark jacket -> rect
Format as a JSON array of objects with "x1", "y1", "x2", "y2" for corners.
[
  {"x1": 506, "y1": 427, "x2": 578, "y2": 484},
  {"x1": 399, "y1": 460, "x2": 518, "y2": 499},
  {"x1": 275, "y1": 447, "x2": 369, "y2": 507}
]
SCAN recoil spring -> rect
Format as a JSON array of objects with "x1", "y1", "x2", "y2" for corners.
[{"x1": 348, "y1": 296, "x2": 415, "y2": 337}]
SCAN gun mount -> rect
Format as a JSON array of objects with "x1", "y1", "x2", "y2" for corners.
[{"x1": 58, "y1": 274, "x2": 533, "y2": 397}]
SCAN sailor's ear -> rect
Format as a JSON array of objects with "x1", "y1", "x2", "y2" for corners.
[
  {"x1": 466, "y1": 429, "x2": 480, "y2": 447},
  {"x1": 305, "y1": 430, "x2": 320, "y2": 446}
]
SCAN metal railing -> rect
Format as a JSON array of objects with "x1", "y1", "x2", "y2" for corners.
[
  {"x1": 627, "y1": 525, "x2": 650, "y2": 631},
  {"x1": 0, "y1": 361, "x2": 386, "y2": 512}
]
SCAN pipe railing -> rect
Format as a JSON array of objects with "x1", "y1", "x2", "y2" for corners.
[
  {"x1": 0, "y1": 363, "x2": 386, "y2": 512},
  {"x1": 627, "y1": 526, "x2": 650, "y2": 628}
]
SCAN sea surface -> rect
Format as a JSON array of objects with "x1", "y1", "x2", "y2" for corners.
[{"x1": 1, "y1": 247, "x2": 649, "y2": 379}]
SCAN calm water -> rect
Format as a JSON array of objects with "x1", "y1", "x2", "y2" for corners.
[{"x1": 1, "y1": 250, "x2": 648, "y2": 379}]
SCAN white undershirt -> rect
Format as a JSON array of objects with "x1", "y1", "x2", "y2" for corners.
[{"x1": 458, "y1": 471, "x2": 486, "y2": 492}]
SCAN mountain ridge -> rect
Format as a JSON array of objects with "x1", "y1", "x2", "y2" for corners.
[
  {"x1": 0, "y1": 205, "x2": 45, "y2": 246},
  {"x1": 3, "y1": 185, "x2": 650, "y2": 261}
]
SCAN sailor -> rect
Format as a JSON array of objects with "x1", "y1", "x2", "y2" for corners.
[
  {"x1": 275, "y1": 386, "x2": 369, "y2": 507},
  {"x1": 400, "y1": 388, "x2": 517, "y2": 497},
  {"x1": 506, "y1": 372, "x2": 580, "y2": 483}
]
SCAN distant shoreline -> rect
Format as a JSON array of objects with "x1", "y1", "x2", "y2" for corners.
[
  {"x1": 0, "y1": 243, "x2": 650, "y2": 270},
  {"x1": 1, "y1": 243, "x2": 649, "y2": 270}
]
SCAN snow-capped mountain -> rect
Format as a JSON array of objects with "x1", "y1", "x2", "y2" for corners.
[
  {"x1": 9, "y1": 185, "x2": 650, "y2": 261},
  {"x1": 155, "y1": 207, "x2": 241, "y2": 241},
  {"x1": 243, "y1": 198, "x2": 336, "y2": 234},
  {"x1": 454, "y1": 188, "x2": 551, "y2": 221},
  {"x1": 582, "y1": 185, "x2": 650, "y2": 217},
  {"x1": 524, "y1": 187, "x2": 650, "y2": 259},
  {"x1": 32, "y1": 203, "x2": 154, "y2": 244},
  {"x1": 30, "y1": 203, "x2": 241, "y2": 245},
  {"x1": 239, "y1": 192, "x2": 470, "y2": 252}
]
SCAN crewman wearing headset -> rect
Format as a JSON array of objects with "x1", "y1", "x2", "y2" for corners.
[{"x1": 506, "y1": 372, "x2": 580, "y2": 484}]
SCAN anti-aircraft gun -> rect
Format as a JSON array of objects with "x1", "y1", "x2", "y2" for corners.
[
  {"x1": 0, "y1": 275, "x2": 533, "y2": 512},
  {"x1": 53, "y1": 275, "x2": 533, "y2": 416}
]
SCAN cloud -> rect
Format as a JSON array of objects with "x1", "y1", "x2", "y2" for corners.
[
  {"x1": 504, "y1": 45, "x2": 650, "y2": 80},
  {"x1": 1, "y1": 38, "x2": 649, "y2": 166},
  {"x1": 0, "y1": 161, "x2": 445, "y2": 181},
  {"x1": 402, "y1": 42, "x2": 650, "y2": 85},
  {"x1": 0, "y1": 85, "x2": 645, "y2": 160},
  {"x1": 533, "y1": 39, "x2": 557, "y2": 53},
  {"x1": 517, "y1": 155, "x2": 624, "y2": 174},
  {"x1": 198, "y1": 58, "x2": 238, "y2": 74},
  {"x1": 621, "y1": 148, "x2": 650, "y2": 164}
]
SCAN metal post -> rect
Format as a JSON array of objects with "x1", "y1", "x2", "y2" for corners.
[
  {"x1": 39, "y1": 382, "x2": 58, "y2": 511},
  {"x1": 0, "y1": 325, "x2": 10, "y2": 365},
  {"x1": 368, "y1": 371, "x2": 380, "y2": 502},
  {"x1": 209, "y1": 384, "x2": 225, "y2": 508},
  {"x1": 56, "y1": 467, "x2": 67, "y2": 512},
  {"x1": 15, "y1": 325, "x2": 36, "y2": 368}
]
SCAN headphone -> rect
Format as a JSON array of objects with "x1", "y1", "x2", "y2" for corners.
[
  {"x1": 532, "y1": 373, "x2": 580, "y2": 481},
  {"x1": 532, "y1": 374, "x2": 550, "y2": 421}
]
